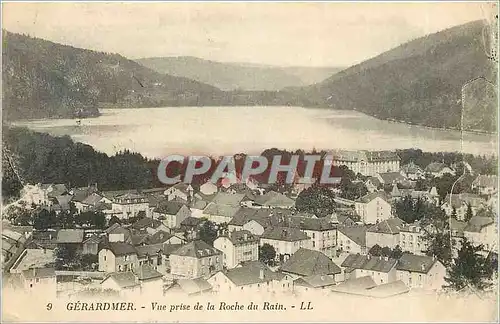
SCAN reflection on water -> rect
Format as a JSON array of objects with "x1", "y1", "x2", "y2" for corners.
[{"x1": 11, "y1": 107, "x2": 498, "y2": 158}]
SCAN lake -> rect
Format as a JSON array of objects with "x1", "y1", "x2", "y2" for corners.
[{"x1": 11, "y1": 106, "x2": 498, "y2": 158}]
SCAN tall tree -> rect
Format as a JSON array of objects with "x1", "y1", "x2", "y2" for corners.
[
  {"x1": 198, "y1": 220, "x2": 218, "y2": 246},
  {"x1": 421, "y1": 206, "x2": 454, "y2": 267},
  {"x1": 444, "y1": 238, "x2": 494, "y2": 291},
  {"x1": 295, "y1": 184, "x2": 337, "y2": 217},
  {"x1": 464, "y1": 203, "x2": 474, "y2": 222},
  {"x1": 259, "y1": 243, "x2": 276, "y2": 266}
]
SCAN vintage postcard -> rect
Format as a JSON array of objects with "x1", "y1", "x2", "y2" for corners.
[{"x1": 1, "y1": 1, "x2": 499, "y2": 322}]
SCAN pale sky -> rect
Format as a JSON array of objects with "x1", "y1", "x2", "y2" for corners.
[{"x1": 2, "y1": 2, "x2": 497, "y2": 67}]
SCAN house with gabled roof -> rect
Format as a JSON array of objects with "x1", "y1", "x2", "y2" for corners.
[
  {"x1": 355, "y1": 191, "x2": 392, "y2": 224},
  {"x1": 398, "y1": 222, "x2": 428, "y2": 256},
  {"x1": 400, "y1": 161, "x2": 425, "y2": 180},
  {"x1": 279, "y1": 248, "x2": 341, "y2": 282},
  {"x1": 284, "y1": 216, "x2": 337, "y2": 257},
  {"x1": 20, "y1": 267, "x2": 56, "y2": 296},
  {"x1": 202, "y1": 202, "x2": 241, "y2": 224},
  {"x1": 396, "y1": 253, "x2": 446, "y2": 290},
  {"x1": 341, "y1": 253, "x2": 398, "y2": 285},
  {"x1": 109, "y1": 192, "x2": 150, "y2": 219},
  {"x1": 83, "y1": 234, "x2": 103, "y2": 255},
  {"x1": 293, "y1": 274, "x2": 337, "y2": 292},
  {"x1": 165, "y1": 277, "x2": 213, "y2": 296},
  {"x1": 135, "y1": 243, "x2": 165, "y2": 272},
  {"x1": 165, "y1": 182, "x2": 194, "y2": 203},
  {"x1": 472, "y1": 174, "x2": 498, "y2": 196},
  {"x1": 253, "y1": 191, "x2": 295, "y2": 209},
  {"x1": 153, "y1": 201, "x2": 191, "y2": 229},
  {"x1": 136, "y1": 264, "x2": 164, "y2": 295},
  {"x1": 260, "y1": 227, "x2": 311, "y2": 262},
  {"x1": 228, "y1": 207, "x2": 272, "y2": 235},
  {"x1": 130, "y1": 217, "x2": 169, "y2": 235},
  {"x1": 328, "y1": 150, "x2": 400, "y2": 176},
  {"x1": 425, "y1": 162, "x2": 455, "y2": 178},
  {"x1": 463, "y1": 216, "x2": 498, "y2": 253},
  {"x1": 105, "y1": 223, "x2": 133, "y2": 244},
  {"x1": 375, "y1": 172, "x2": 407, "y2": 186},
  {"x1": 366, "y1": 218, "x2": 405, "y2": 249},
  {"x1": 169, "y1": 240, "x2": 223, "y2": 279},
  {"x1": 442, "y1": 193, "x2": 487, "y2": 221},
  {"x1": 337, "y1": 225, "x2": 367, "y2": 255},
  {"x1": 207, "y1": 260, "x2": 287, "y2": 294},
  {"x1": 98, "y1": 242, "x2": 138, "y2": 273},
  {"x1": 41, "y1": 183, "x2": 69, "y2": 199},
  {"x1": 214, "y1": 230, "x2": 259, "y2": 268},
  {"x1": 100, "y1": 271, "x2": 141, "y2": 296}
]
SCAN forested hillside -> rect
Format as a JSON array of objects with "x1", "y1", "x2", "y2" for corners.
[
  {"x1": 298, "y1": 20, "x2": 497, "y2": 132},
  {"x1": 2, "y1": 31, "x2": 225, "y2": 120}
]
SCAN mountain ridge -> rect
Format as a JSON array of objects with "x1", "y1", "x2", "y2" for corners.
[{"x1": 136, "y1": 56, "x2": 343, "y2": 91}]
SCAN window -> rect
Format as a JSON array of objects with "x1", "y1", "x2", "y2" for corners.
[
  {"x1": 104, "y1": 256, "x2": 107, "y2": 261},
  {"x1": 312, "y1": 233, "x2": 315, "y2": 239},
  {"x1": 312, "y1": 242, "x2": 316, "y2": 248}
]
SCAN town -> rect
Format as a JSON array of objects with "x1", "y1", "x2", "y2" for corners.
[{"x1": 2, "y1": 149, "x2": 498, "y2": 300}]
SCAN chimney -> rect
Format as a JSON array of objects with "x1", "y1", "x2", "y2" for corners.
[
  {"x1": 421, "y1": 264, "x2": 426, "y2": 271},
  {"x1": 243, "y1": 233, "x2": 248, "y2": 240},
  {"x1": 259, "y1": 269, "x2": 264, "y2": 280},
  {"x1": 384, "y1": 256, "x2": 388, "y2": 261},
  {"x1": 367, "y1": 254, "x2": 371, "y2": 259}
]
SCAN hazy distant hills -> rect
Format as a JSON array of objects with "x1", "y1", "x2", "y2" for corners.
[
  {"x1": 298, "y1": 20, "x2": 497, "y2": 132},
  {"x1": 2, "y1": 31, "x2": 225, "y2": 121},
  {"x1": 136, "y1": 56, "x2": 343, "y2": 91}
]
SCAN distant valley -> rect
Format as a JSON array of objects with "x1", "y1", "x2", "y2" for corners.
[{"x1": 136, "y1": 56, "x2": 343, "y2": 91}]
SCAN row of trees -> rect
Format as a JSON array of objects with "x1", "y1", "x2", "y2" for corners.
[
  {"x1": 53, "y1": 244, "x2": 98, "y2": 271},
  {"x1": 7, "y1": 203, "x2": 106, "y2": 230},
  {"x1": 396, "y1": 148, "x2": 497, "y2": 176}
]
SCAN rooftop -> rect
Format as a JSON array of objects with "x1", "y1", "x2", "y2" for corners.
[
  {"x1": 136, "y1": 264, "x2": 163, "y2": 281},
  {"x1": 396, "y1": 253, "x2": 437, "y2": 274},
  {"x1": 293, "y1": 274, "x2": 336, "y2": 288},
  {"x1": 172, "y1": 278, "x2": 213, "y2": 294},
  {"x1": 10, "y1": 248, "x2": 56, "y2": 272},
  {"x1": 171, "y1": 240, "x2": 221, "y2": 258},
  {"x1": 261, "y1": 226, "x2": 309, "y2": 242},
  {"x1": 211, "y1": 192, "x2": 245, "y2": 207},
  {"x1": 341, "y1": 254, "x2": 398, "y2": 273},
  {"x1": 21, "y1": 267, "x2": 56, "y2": 279},
  {"x1": 356, "y1": 191, "x2": 389, "y2": 204},
  {"x1": 367, "y1": 218, "x2": 405, "y2": 235},
  {"x1": 221, "y1": 261, "x2": 283, "y2": 286},
  {"x1": 56, "y1": 229, "x2": 85, "y2": 244},
  {"x1": 338, "y1": 225, "x2": 367, "y2": 247},
  {"x1": 102, "y1": 272, "x2": 139, "y2": 289},
  {"x1": 154, "y1": 201, "x2": 187, "y2": 215},
  {"x1": 330, "y1": 150, "x2": 400, "y2": 163},
  {"x1": 103, "y1": 242, "x2": 137, "y2": 256},
  {"x1": 280, "y1": 248, "x2": 341, "y2": 276}
]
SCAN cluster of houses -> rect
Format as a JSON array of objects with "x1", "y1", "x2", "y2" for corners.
[{"x1": 2, "y1": 150, "x2": 498, "y2": 299}]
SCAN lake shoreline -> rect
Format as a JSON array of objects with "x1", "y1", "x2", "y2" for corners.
[
  {"x1": 96, "y1": 105, "x2": 498, "y2": 136},
  {"x1": 8, "y1": 106, "x2": 498, "y2": 158}
]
